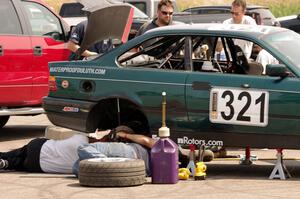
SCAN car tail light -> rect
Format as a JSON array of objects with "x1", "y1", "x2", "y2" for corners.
[{"x1": 49, "y1": 76, "x2": 57, "y2": 91}]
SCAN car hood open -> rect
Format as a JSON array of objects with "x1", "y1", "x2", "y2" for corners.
[{"x1": 77, "y1": 0, "x2": 134, "y2": 55}]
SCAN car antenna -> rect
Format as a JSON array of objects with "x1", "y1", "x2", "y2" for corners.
[
  {"x1": 117, "y1": 98, "x2": 121, "y2": 125},
  {"x1": 161, "y1": 92, "x2": 167, "y2": 128}
]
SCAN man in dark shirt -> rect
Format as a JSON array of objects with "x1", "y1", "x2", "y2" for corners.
[
  {"x1": 67, "y1": 20, "x2": 113, "y2": 60},
  {"x1": 135, "y1": 0, "x2": 177, "y2": 37}
]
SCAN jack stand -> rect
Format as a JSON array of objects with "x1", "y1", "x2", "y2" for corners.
[
  {"x1": 186, "y1": 144, "x2": 196, "y2": 177},
  {"x1": 240, "y1": 146, "x2": 253, "y2": 165},
  {"x1": 269, "y1": 149, "x2": 291, "y2": 180}
]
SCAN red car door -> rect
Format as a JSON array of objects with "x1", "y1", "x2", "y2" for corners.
[
  {"x1": 0, "y1": 0, "x2": 33, "y2": 106},
  {"x1": 20, "y1": 1, "x2": 70, "y2": 104}
]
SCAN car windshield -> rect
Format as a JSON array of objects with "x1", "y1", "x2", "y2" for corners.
[{"x1": 262, "y1": 30, "x2": 300, "y2": 69}]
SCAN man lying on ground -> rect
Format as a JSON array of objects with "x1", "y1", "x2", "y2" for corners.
[
  {"x1": 0, "y1": 122, "x2": 214, "y2": 176},
  {"x1": 0, "y1": 125, "x2": 136, "y2": 173}
]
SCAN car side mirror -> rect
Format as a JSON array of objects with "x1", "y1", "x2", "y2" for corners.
[
  {"x1": 266, "y1": 64, "x2": 290, "y2": 78},
  {"x1": 297, "y1": 14, "x2": 300, "y2": 19}
]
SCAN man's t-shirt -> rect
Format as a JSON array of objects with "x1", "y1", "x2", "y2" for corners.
[
  {"x1": 135, "y1": 19, "x2": 159, "y2": 37},
  {"x1": 135, "y1": 18, "x2": 182, "y2": 37},
  {"x1": 69, "y1": 20, "x2": 113, "y2": 60},
  {"x1": 256, "y1": 49, "x2": 279, "y2": 74},
  {"x1": 40, "y1": 134, "x2": 88, "y2": 173},
  {"x1": 223, "y1": 15, "x2": 257, "y2": 25}
]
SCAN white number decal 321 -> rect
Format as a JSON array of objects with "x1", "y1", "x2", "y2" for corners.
[{"x1": 209, "y1": 87, "x2": 269, "y2": 127}]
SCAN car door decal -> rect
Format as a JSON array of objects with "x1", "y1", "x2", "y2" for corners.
[{"x1": 209, "y1": 87, "x2": 269, "y2": 126}]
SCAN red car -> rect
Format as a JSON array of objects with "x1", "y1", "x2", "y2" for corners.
[{"x1": 0, "y1": 0, "x2": 70, "y2": 128}]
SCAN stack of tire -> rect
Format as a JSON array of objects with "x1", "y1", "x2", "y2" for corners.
[{"x1": 79, "y1": 158, "x2": 146, "y2": 187}]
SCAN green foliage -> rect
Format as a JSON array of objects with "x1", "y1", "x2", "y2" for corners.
[
  {"x1": 45, "y1": 0, "x2": 72, "y2": 14},
  {"x1": 176, "y1": 0, "x2": 300, "y2": 17},
  {"x1": 269, "y1": 3, "x2": 300, "y2": 17},
  {"x1": 47, "y1": 0, "x2": 300, "y2": 17}
]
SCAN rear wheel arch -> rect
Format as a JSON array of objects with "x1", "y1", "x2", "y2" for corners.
[{"x1": 87, "y1": 98, "x2": 150, "y2": 135}]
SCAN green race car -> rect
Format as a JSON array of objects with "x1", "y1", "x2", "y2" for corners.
[{"x1": 44, "y1": 23, "x2": 300, "y2": 149}]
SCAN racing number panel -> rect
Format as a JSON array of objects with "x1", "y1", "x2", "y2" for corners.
[{"x1": 210, "y1": 87, "x2": 269, "y2": 127}]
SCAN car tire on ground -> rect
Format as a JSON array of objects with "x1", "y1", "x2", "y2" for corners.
[
  {"x1": 0, "y1": 116, "x2": 9, "y2": 128},
  {"x1": 79, "y1": 158, "x2": 146, "y2": 187}
]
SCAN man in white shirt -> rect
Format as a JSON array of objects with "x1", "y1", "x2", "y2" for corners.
[
  {"x1": 256, "y1": 48, "x2": 279, "y2": 74},
  {"x1": 0, "y1": 124, "x2": 152, "y2": 174},
  {"x1": 223, "y1": 0, "x2": 257, "y2": 59},
  {"x1": 0, "y1": 134, "x2": 89, "y2": 173}
]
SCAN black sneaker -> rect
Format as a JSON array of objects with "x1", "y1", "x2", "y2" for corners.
[{"x1": 0, "y1": 159, "x2": 8, "y2": 169}]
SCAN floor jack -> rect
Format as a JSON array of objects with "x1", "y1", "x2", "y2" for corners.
[{"x1": 269, "y1": 148, "x2": 291, "y2": 180}]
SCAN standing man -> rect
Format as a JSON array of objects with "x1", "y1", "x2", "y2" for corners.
[
  {"x1": 67, "y1": 20, "x2": 113, "y2": 60},
  {"x1": 223, "y1": 0, "x2": 257, "y2": 59},
  {"x1": 135, "y1": 0, "x2": 176, "y2": 37}
]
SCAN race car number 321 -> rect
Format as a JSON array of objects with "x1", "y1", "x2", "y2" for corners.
[{"x1": 209, "y1": 88, "x2": 269, "y2": 127}]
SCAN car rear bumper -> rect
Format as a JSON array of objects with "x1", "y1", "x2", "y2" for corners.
[{"x1": 43, "y1": 97, "x2": 97, "y2": 132}]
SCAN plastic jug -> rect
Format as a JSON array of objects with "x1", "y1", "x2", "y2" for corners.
[{"x1": 151, "y1": 126, "x2": 178, "y2": 184}]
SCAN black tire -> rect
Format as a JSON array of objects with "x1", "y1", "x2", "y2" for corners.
[
  {"x1": 0, "y1": 116, "x2": 9, "y2": 128},
  {"x1": 79, "y1": 158, "x2": 146, "y2": 187}
]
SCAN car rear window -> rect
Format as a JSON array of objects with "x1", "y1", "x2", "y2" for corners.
[
  {"x1": 59, "y1": 3, "x2": 88, "y2": 17},
  {"x1": 251, "y1": 8, "x2": 275, "y2": 20}
]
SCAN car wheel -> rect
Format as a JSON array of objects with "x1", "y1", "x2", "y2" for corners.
[
  {"x1": 79, "y1": 158, "x2": 146, "y2": 187},
  {"x1": 0, "y1": 116, "x2": 9, "y2": 128}
]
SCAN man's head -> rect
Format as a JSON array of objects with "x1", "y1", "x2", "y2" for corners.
[
  {"x1": 230, "y1": 0, "x2": 247, "y2": 24},
  {"x1": 156, "y1": 0, "x2": 174, "y2": 26}
]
